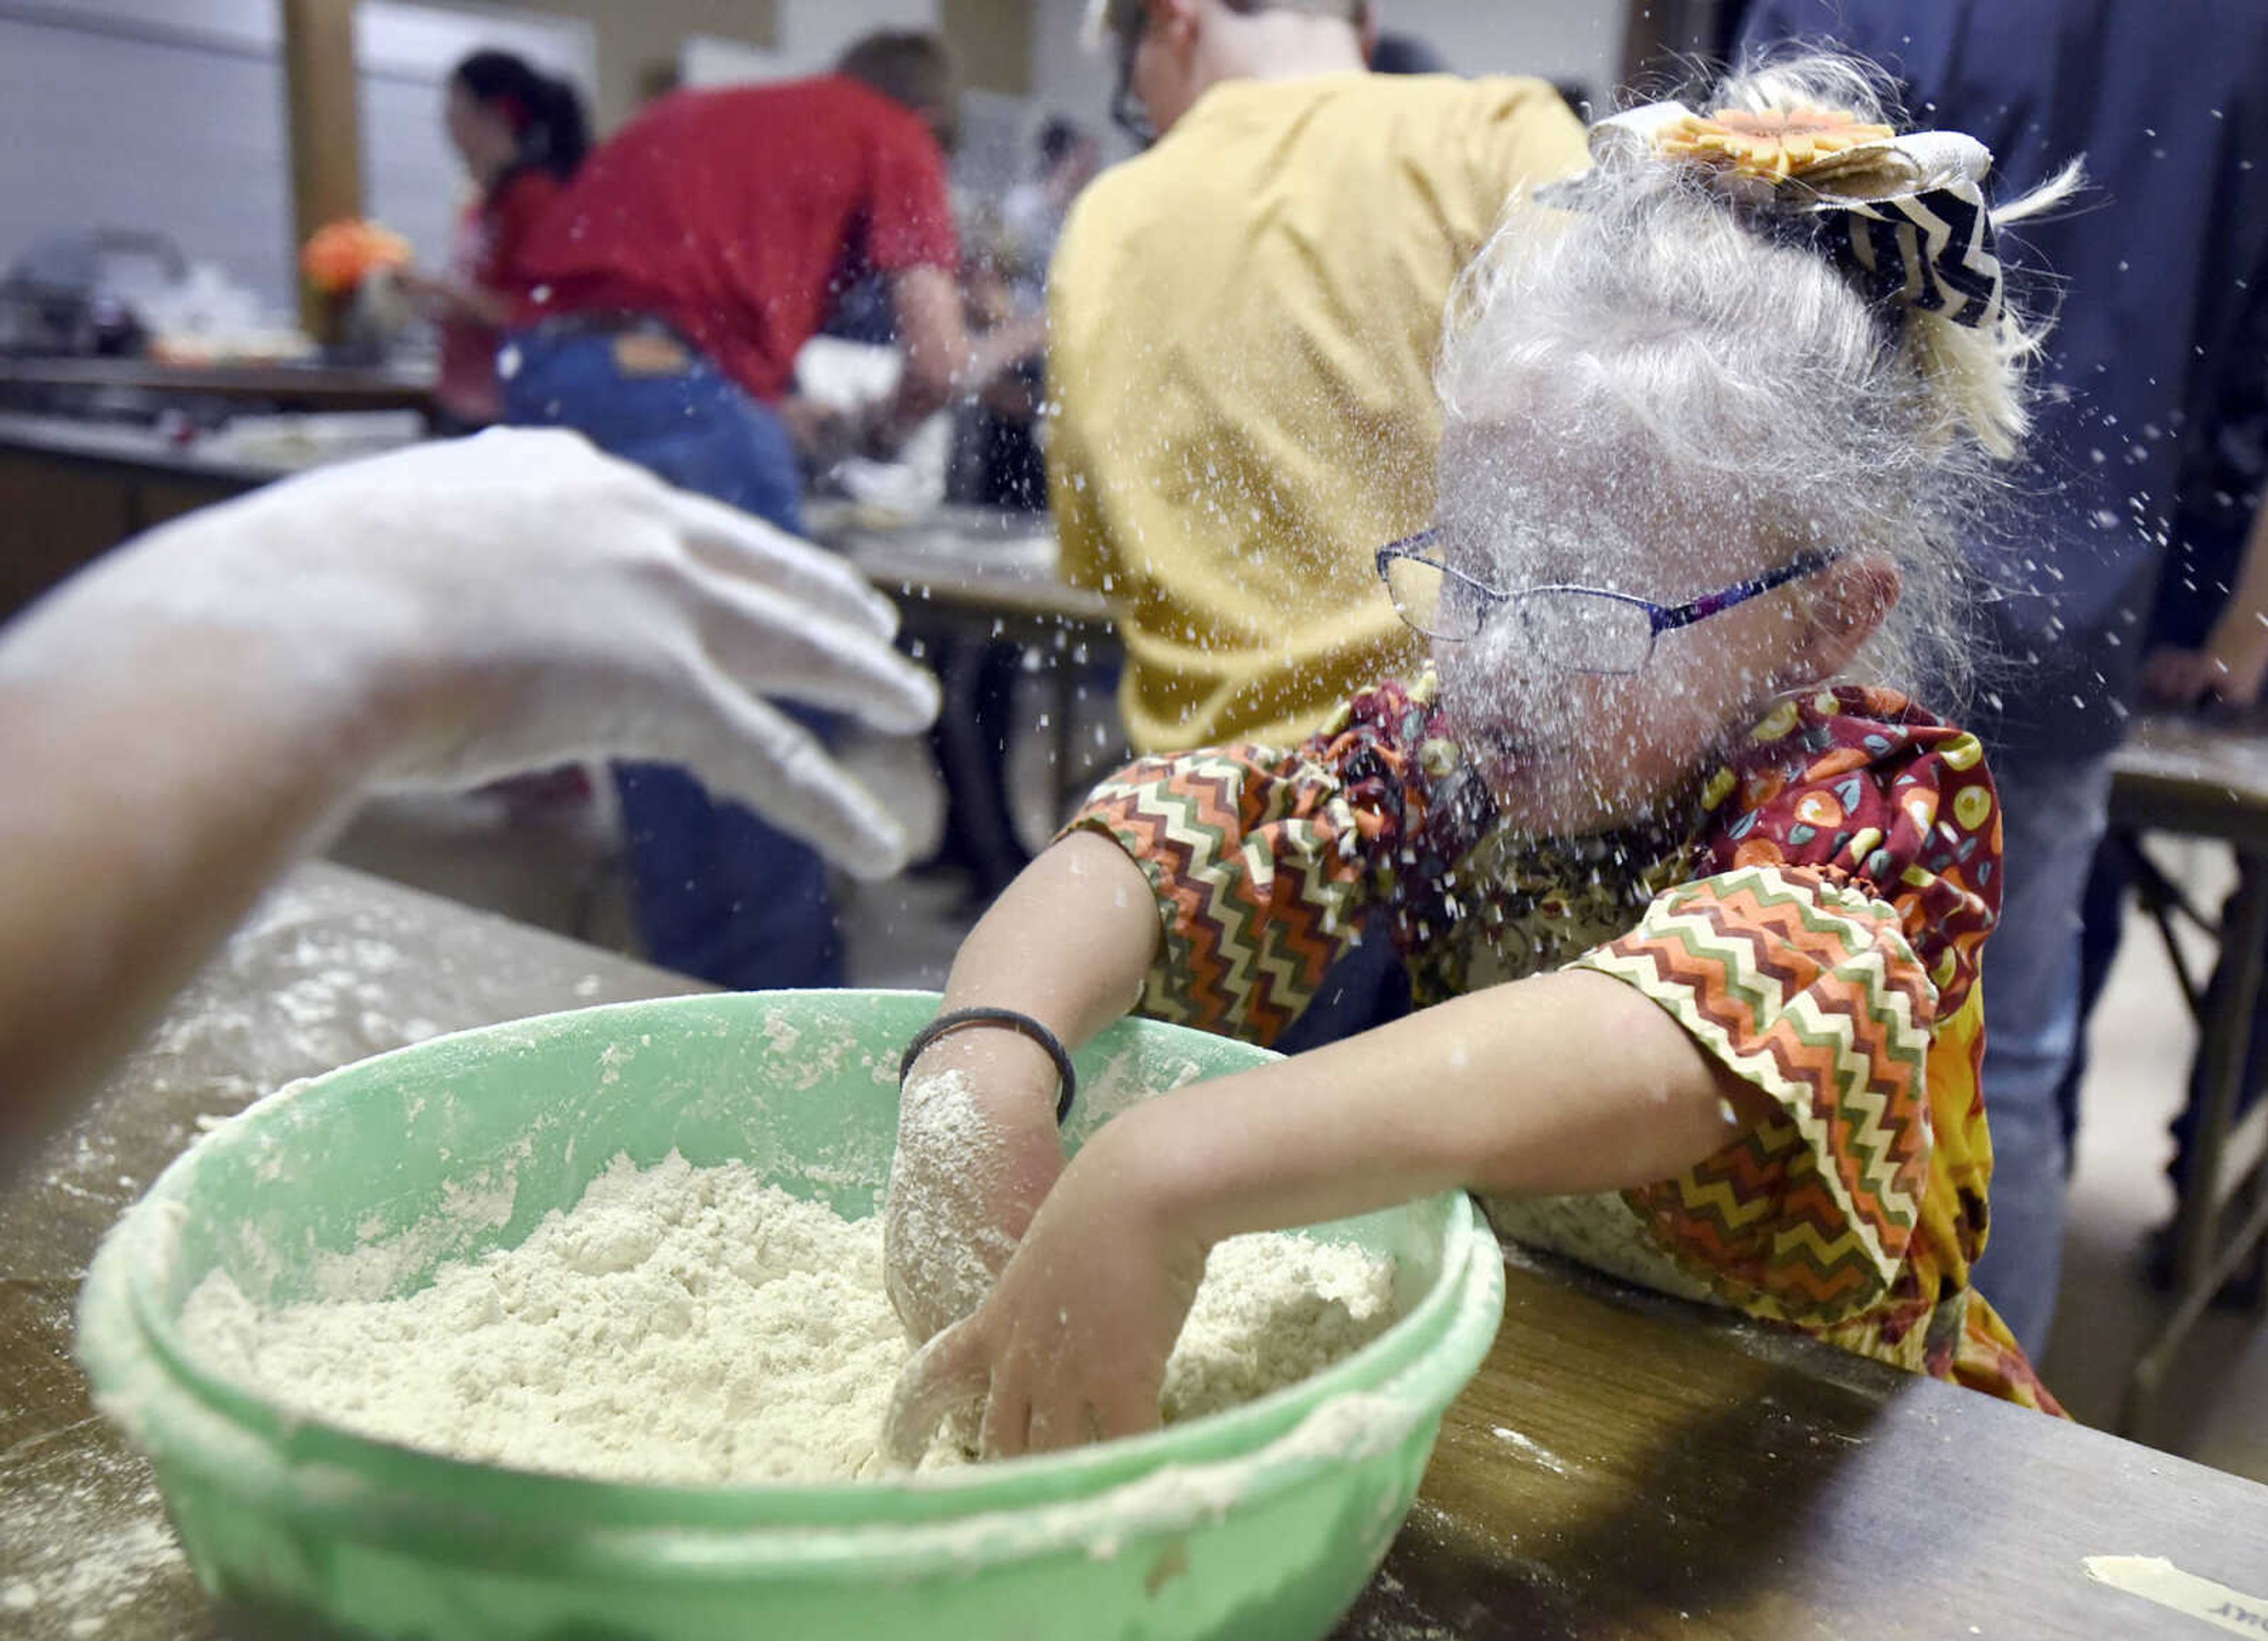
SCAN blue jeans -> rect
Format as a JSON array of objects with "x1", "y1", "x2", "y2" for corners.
[
  {"x1": 1970, "y1": 749, "x2": 2114, "y2": 1359},
  {"x1": 501, "y1": 328, "x2": 843, "y2": 991}
]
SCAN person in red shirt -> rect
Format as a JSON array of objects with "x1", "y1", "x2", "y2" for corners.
[
  {"x1": 498, "y1": 32, "x2": 1000, "y2": 994},
  {"x1": 509, "y1": 32, "x2": 999, "y2": 475},
  {"x1": 402, "y1": 51, "x2": 587, "y2": 430}
]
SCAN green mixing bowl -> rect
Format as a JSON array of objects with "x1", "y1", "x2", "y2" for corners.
[{"x1": 78, "y1": 990, "x2": 1503, "y2": 1641}]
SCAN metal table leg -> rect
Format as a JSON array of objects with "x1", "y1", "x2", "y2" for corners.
[{"x1": 2120, "y1": 849, "x2": 2268, "y2": 1436}]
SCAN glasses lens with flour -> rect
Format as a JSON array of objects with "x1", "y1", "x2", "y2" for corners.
[
  {"x1": 1383, "y1": 553, "x2": 1494, "y2": 640},
  {"x1": 1506, "y1": 590, "x2": 1657, "y2": 674},
  {"x1": 1384, "y1": 551, "x2": 1658, "y2": 673}
]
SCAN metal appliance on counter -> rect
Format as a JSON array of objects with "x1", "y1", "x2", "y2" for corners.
[{"x1": 0, "y1": 229, "x2": 186, "y2": 357}]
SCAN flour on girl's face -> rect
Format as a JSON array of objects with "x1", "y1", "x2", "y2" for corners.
[
  {"x1": 1428, "y1": 433, "x2": 1808, "y2": 836},
  {"x1": 179, "y1": 1150, "x2": 1400, "y2": 1486}
]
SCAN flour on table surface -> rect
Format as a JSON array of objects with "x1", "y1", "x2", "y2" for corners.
[
  {"x1": 0, "y1": 1402, "x2": 188, "y2": 1640},
  {"x1": 181, "y1": 1151, "x2": 1399, "y2": 1486}
]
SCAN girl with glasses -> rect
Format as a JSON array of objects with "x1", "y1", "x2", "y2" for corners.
[{"x1": 888, "y1": 54, "x2": 2078, "y2": 1458}]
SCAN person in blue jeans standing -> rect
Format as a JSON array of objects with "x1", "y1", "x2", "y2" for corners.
[
  {"x1": 1735, "y1": 0, "x2": 2268, "y2": 1359},
  {"x1": 496, "y1": 33, "x2": 996, "y2": 991},
  {"x1": 502, "y1": 333, "x2": 838, "y2": 988}
]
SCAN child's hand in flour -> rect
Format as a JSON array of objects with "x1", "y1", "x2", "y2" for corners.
[
  {"x1": 884, "y1": 1113, "x2": 1204, "y2": 1460},
  {"x1": 52, "y1": 428, "x2": 939, "y2": 877},
  {"x1": 884, "y1": 833, "x2": 1165, "y2": 1347},
  {"x1": 885, "y1": 1038, "x2": 1068, "y2": 1344}
]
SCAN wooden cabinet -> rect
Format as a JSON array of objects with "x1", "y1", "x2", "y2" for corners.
[{"x1": 0, "y1": 440, "x2": 252, "y2": 619}]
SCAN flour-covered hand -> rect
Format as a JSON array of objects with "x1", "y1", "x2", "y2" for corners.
[
  {"x1": 46, "y1": 429, "x2": 940, "y2": 877},
  {"x1": 882, "y1": 1125, "x2": 1205, "y2": 1462},
  {"x1": 883, "y1": 1059, "x2": 1066, "y2": 1346}
]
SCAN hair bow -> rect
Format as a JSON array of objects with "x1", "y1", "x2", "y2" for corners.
[{"x1": 1592, "y1": 100, "x2": 2005, "y2": 331}]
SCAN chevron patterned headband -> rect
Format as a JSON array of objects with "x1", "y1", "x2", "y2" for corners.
[{"x1": 1585, "y1": 100, "x2": 2005, "y2": 332}]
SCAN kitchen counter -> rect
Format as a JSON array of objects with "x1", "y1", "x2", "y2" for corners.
[
  {"x1": 0, "y1": 355, "x2": 436, "y2": 413},
  {"x1": 0, "y1": 409, "x2": 422, "y2": 616}
]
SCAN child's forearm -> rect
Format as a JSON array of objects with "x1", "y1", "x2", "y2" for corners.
[
  {"x1": 907, "y1": 830, "x2": 1162, "y2": 1115},
  {"x1": 1091, "y1": 969, "x2": 1765, "y2": 1248},
  {"x1": 886, "y1": 832, "x2": 1159, "y2": 1339}
]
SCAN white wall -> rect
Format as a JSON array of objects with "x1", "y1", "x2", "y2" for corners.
[
  {"x1": 0, "y1": 1, "x2": 291, "y2": 314},
  {"x1": 1380, "y1": 1, "x2": 1622, "y2": 105},
  {"x1": 780, "y1": 0, "x2": 935, "y2": 76},
  {"x1": 1023, "y1": 0, "x2": 1627, "y2": 150},
  {"x1": 689, "y1": 0, "x2": 939, "y2": 83},
  {"x1": 1028, "y1": 0, "x2": 1123, "y2": 158},
  {"x1": 0, "y1": 0, "x2": 592, "y2": 324}
]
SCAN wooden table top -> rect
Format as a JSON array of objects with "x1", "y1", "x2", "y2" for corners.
[
  {"x1": 803, "y1": 500, "x2": 1115, "y2": 631},
  {"x1": 6, "y1": 864, "x2": 2263, "y2": 1637},
  {"x1": 0, "y1": 356, "x2": 436, "y2": 412},
  {"x1": 2111, "y1": 709, "x2": 2268, "y2": 851},
  {"x1": 1341, "y1": 1256, "x2": 2268, "y2": 1639}
]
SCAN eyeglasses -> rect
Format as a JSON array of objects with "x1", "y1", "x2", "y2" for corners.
[
  {"x1": 1374, "y1": 533, "x2": 1842, "y2": 675},
  {"x1": 1109, "y1": 9, "x2": 1158, "y2": 148}
]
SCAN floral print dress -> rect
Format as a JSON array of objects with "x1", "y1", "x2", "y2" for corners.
[{"x1": 1066, "y1": 673, "x2": 2061, "y2": 1414}]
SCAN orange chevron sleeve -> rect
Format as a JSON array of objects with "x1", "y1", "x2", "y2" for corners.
[
  {"x1": 1061, "y1": 744, "x2": 1393, "y2": 1047},
  {"x1": 1570, "y1": 864, "x2": 1939, "y2": 1327},
  {"x1": 1060, "y1": 681, "x2": 1448, "y2": 1047}
]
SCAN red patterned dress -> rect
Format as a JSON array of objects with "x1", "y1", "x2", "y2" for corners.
[{"x1": 1067, "y1": 673, "x2": 2061, "y2": 1414}]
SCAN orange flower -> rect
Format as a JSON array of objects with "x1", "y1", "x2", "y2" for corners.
[
  {"x1": 301, "y1": 218, "x2": 412, "y2": 295},
  {"x1": 1657, "y1": 106, "x2": 1895, "y2": 184}
]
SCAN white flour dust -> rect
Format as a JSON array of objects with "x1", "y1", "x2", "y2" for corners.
[
  {"x1": 181, "y1": 1151, "x2": 1399, "y2": 1486},
  {"x1": 0, "y1": 1417, "x2": 188, "y2": 1639},
  {"x1": 884, "y1": 1070, "x2": 1022, "y2": 1333}
]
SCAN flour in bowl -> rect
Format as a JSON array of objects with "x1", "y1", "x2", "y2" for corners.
[{"x1": 179, "y1": 1150, "x2": 1398, "y2": 1485}]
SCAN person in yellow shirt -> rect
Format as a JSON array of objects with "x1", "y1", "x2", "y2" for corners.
[{"x1": 1048, "y1": 0, "x2": 1591, "y2": 756}]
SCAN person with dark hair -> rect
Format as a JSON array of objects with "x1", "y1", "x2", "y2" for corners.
[
  {"x1": 402, "y1": 51, "x2": 588, "y2": 430},
  {"x1": 1368, "y1": 31, "x2": 1448, "y2": 74},
  {"x1": 498, "y1": 30, "x2": 1038, "y2": 996},
  {"x1": 1038, "y1": 115, "x2": 1089, "y2": 169}
]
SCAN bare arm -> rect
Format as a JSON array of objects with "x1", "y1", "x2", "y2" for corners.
[
  {"x1": 399, "y1": 267, "x2": 517, "y2": 329},
  {"x1": 885, "y1": 831, "x2": 1159, "y2": 1339},
  {"x1": 875, "y1": 266, "x2": 1050, "y2": 452},
  {"x1": 885, "y1": 265, "x2": 972, "y2": 431},
  {"x1": 1090, "y1": 970, "x2": 1760, "y2": 1244},
  {"x1": 2200, "y1": 498, "x2": 2268, "y2": 704},
  {"x1": 892, "y1": 967, "x2": 1761, "y2": 1457},
  {"x1": 0, "y1": 615, "x2": 395, "y2": 1150},
  {"x1": 2144, "y1": 500, "x2": 2268, "y2": 709},
  {"x1": 909, "y1": 832, "x2": 1161, "y2": 1107}
]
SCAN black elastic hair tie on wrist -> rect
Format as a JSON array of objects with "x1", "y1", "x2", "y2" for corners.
[{"x1": 898, "y1": 1007, "x2": 1078, "y2": 1125}]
